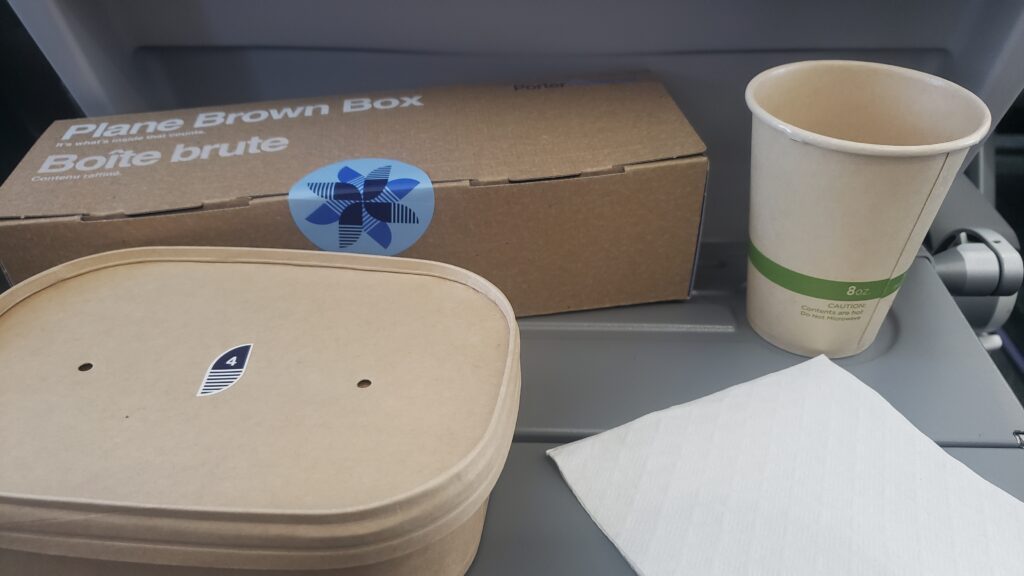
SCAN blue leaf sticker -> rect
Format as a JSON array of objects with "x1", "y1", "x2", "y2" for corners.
[
  {"x1": 386, "y1": 178, "x2": 419, "y2": 199},
  {"x1": 306, "y1": 181, "x2": 335, "y2": 200},
  {"x1": 365, "y1": 219, "x2": 392, "y2": 248},
  {"x1": 339, "y1": 203, "x2": 363, "y2": 226},
  {"x1": 363, "y1": 165, "x2": 391, "y2": 201},
  {"x1": 337, "y1": 166, "x2": 362, "y2": 184},
  {"x1": 338, "y1": 224, "x2": 362, "y2": 248},
  {"x1": 333, "y1": 181, "x2": 362, "y2": 202},
  {"x1": 306, "y1": 203, "x2": 340, "y2": 225},
  {"x1": 364, "y1": 202, "x2": 392, "y2": 222}
]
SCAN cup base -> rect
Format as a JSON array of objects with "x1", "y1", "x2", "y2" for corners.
[{"x1": 748, "y1": 317, "x2": 869, "y2": 359}]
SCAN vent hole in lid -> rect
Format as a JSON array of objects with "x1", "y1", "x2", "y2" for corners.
[
  {"x1": 78, "y1": 363, "x2": 93, "y2": 372},
  {"x1": 357, "y1": 379, "x2": 372, "y2": 388}
]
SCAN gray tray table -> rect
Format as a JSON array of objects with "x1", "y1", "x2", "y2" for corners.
[{"x1": 517, "y1": 244, "x2": 1024, "y2": 447}]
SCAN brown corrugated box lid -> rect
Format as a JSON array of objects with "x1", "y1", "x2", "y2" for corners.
[
  {"x1": 0, "y1": 78, "x2": 706, "y2": 219},
  {"x1": 0, "y1": 247, "x2": 520, "y2": 570}
]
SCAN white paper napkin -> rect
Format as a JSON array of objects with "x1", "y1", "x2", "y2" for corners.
[{"x1": 548, "y1": 356, "x2": 1024, "y2": 575}]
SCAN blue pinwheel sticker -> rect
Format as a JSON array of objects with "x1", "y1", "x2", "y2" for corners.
[{"x1": 302, "y1": 164, "x2": 423, "y2": 250}]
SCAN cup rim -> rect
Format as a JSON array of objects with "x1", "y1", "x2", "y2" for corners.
[{"x1": 745, "y1": 60, "x2": 992, "y2": 157}]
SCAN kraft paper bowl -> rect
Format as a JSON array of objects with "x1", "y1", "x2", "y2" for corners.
[{"x1": 0, "y1": 247, "x2": 520, "y2": 575}]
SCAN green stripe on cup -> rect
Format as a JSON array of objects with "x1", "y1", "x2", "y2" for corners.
[{"x1": 748, "y1": 242, "x2": 906, "y2": 301}]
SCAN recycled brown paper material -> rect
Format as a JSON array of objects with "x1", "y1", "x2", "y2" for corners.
[
  {"x1": 549, "y1": 356, "x2": 1024, "y2": 576},
  {"x1": 0, "y1": 78, "x2": 708, "y2": 316},
  {"x1": 0, "y1": 247, "x2": 520, "y2": 575},
  {"x1": 745, "y1": 61, "x2": 991, "y2": 357}
]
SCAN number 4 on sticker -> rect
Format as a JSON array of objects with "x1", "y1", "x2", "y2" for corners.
[{"x1": 198, "y1": 344, "x2": 253, "y2": 397}]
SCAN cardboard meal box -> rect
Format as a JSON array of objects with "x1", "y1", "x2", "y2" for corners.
[
  {"x1": 0, "y1": 247, "x2": 520, "y2": 575},
  {"x1": 0, "y1": 78, "x2": 708, "y2": 315}
]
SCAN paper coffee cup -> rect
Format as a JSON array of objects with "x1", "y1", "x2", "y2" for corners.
[{"x1": 745, "y1": 60, "x2": 991, "y2": 358}]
